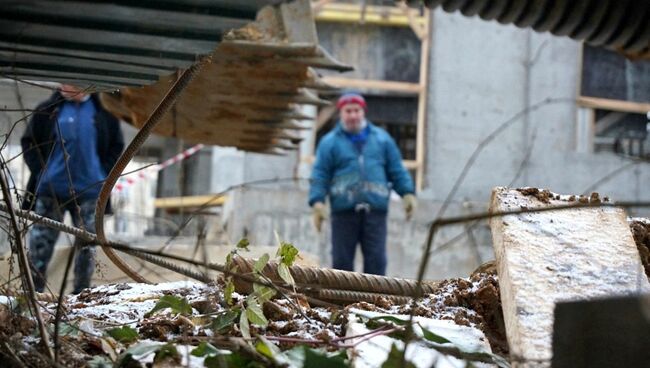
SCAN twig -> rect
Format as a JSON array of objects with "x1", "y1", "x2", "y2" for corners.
[
  {"x1": 433, "y1": 98, "x2": 573, "y2": 222},
  {"x1": 330, "y1": 324, "x2": 392, "y2": 343},
  {"x1": 53, "y1": 238, "x2": 77, "y2": 363},
  {"x1": 0, "y1": 163, "x2": 54, "y2": 360},
  {"x1": 582, "y1": 159, "x2": 641, "y2": 195},
  {"x1": 2, "y1": 341, "x2": 28, "y2": 368},
  {"x1": 213, "y1": 336, "x2": 277, "y2": 367},
  {"x1": 263, "y1": 325, "x2": 400, "y2": 349}
]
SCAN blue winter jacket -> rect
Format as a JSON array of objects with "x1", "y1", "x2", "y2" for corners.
[{"x1": 309, "y1": 122, "x2": 415, "y2": 213}]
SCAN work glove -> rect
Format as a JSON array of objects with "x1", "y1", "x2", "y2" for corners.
[
  {"x1": 312, "y1": 202, "x2": 327, "y2": 232},
  {"x1": 402, "y1": 194, "x2": 417, "y2": 221}
]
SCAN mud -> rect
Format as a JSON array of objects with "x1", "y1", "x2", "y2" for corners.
[
  {"x1": 0, "y1": 304, "x2": 35, "y2": 337},
  {"x1": 516, "y1": 188, "x2": 609, "y2": 205},
  {"x1": 138, "y1": 315, "x2": 195, "y2": 341},
  {"x1": 423, "y1": 266, "x2": 508, "y2": 356},
  {"x1": 517, "y1": 188, "x2": 553, "y2": 204},
  {"x1": 224, "y1": 24, "x2": 267, "y2": 42},
  {"x1": 630, "y1": 220, "x2": 650, "y2": 280}
]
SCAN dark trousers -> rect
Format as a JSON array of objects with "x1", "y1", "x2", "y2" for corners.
[
  {"x1": 28, "y1": 197, "x2": 97, "y2": 294},
  {"x1": 331, "y1": 210, "x2": 387, "y2": 275}
]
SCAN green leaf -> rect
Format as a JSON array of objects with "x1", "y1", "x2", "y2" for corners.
[
  {"x1": 252, "y1": 283, "x2": 276, "y2": 304},
  {"x1": 239, "y1": 307, "x2": 251, "y2": 340},
  {"x1": 153, "y1": 343, "x2": 180, "y2": 363},
  {"x1": 58, "y1": 322, "x2": 79, "y2": 337},
  {"x1": 226, "y1": 252, "x2": 234, "y2": 268},
  {"x1": 253, "y1": 253, "x2": 270, "y2": 273},
  {"x1": 122, "y1": 342, "x2": 163, "y2": 357},
  {"x1": 191, "y1": 342, "x2": 221, "y2": 357},
  {"x1": 236, "y1": 238, "x2": 250, "y2": 250},
  {"x1": 106, "y1": 326, "x2": 139, "y2": 344},
  {"x1": 212, "y1": 310, "x2": 240, "y2": 333},
  {"x1": 224, "y1": 279, "x2": 236, "y2": 306},
  {"x1": 277, "y1": 263, "x2": 295, "y2": 286},
  {"x1": 304, "y1": 347, "x2": 348, "y2": 368},
  {"x1": 369, "y1": 315, "x2": 408, "y2": 326},
  {"x1": 87, "y1": 355, "x2": 112, "y2": 368},
  {"x1": 276, "y1": 242, "x2": 299, "y2": 267},
  {"x1": 256, "y1": 337, "x2": 293, "y2": 366},
  {"x1": 255, "y1": 340, "x2": 274, "y2": 359},
  {"x1": 145, "y1": 295, "x2": 192, "y2": 317},
  {"x1": 420, "y1": 324, "x2": 452, "y2": 344},
  {"x1": 204, "y1": 352, "x2": 261, "y2": 368},
  {"x1": 274, "y1": 230, "x2": 283, "y2": 248},
  {"x1": 283, "y1": 346, "x2": 306, "y2": 367},
  {"x1": 246, "y1": 301, "x2": 268, "y2": 327},
  {"x1": 116, "y1": 342, "x2": 163, "y2": 367},
  {"x1": 115, "y1": 355, "x2": 141, "y2": 368},
  {"x1": 381, "y1": 343, "x2": 416, "y2": 368}
]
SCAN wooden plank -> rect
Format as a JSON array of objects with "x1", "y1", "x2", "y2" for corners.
[
  {"x1": 403, "y1": 160, "x2": 420, "y2": 170},
  {"x1": 415, "y1": 11, "x2": 430, "y2": 192},
  {"x1": 577, "y1": 96, "x2": 650, "y2": 114},
  {"x1": 489, "y1": 188, "x2": 649, "y2": 365},
  {"x1": 321, "y1": 76, "x2": 421, "y2": 94},
  {"x1": 397, "y1": 2, "x2": 427, "y2": 40},
  {"x1": 315, "y1": 3, "x2": 427, "y2": 28},
  {"x1": 154, "y1": 195, "x2": 227, "y2": 210}
]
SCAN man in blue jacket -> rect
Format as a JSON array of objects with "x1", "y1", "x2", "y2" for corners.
[
  {"x1": 309, "y1": 92, "x2": 416, "y2": 275},
  {"x1": 21, "y1": 84, "x2": 124, "y2": 293}
]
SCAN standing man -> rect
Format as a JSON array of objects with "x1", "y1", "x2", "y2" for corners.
[
  {"x1": 309, "y1": 92, "x2": 417, "y2": 275},
  {"x1": 21, "y1": 84, "x2": 124, "y2": 293}
]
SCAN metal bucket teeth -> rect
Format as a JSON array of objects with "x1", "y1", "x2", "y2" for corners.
[
  {"x1": 97, "y1": 0, "x2": 348, "y2": 154},
  {"x1": 248, "y1": 119, "x2": 310, "y2": 130}
]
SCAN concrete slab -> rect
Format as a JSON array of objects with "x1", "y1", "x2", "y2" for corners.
[{"x1": 489, "y1": 187, "x2": 649, "y2": 366}]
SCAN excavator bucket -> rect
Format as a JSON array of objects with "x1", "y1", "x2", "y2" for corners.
[{"x1": 100, "y1": 0, "x2": 351, "y2": 154}]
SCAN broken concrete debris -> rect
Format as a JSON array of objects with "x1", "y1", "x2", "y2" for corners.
[
  {"x1": 2, "y1": 187, "x2": 649, "y2": 367},
  {"x1": 490, "y1": 187, "x2": 649, "y2": 367}
]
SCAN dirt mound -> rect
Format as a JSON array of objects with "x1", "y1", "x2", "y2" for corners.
[
  {"x1": 517, "y1": 188, "x2": 554, "y2": 203},
  {"x1": 516, "y1": 187, "x2": 610, "y2": 204},
  {"x1": 425, "y1": 269, "x2": 508, "y2": 356},
  {"x1": 630, "y1": 220, "x2": 650, "y2": 280},
  {"x1": 345, "y1": 262, "x2": 508, "y2": 356}
]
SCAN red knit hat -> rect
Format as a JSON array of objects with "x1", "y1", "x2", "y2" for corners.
[{"x1": 336, "y1": 92, "x2": 367, "y2": 110}]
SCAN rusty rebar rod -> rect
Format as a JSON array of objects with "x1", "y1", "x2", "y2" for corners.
[
  {"x1": 231, "y1": 256, "x2": 439, "y2": 297},
  {"x1": 94, "y1": 57, "x2": 210, "y2": 283}
]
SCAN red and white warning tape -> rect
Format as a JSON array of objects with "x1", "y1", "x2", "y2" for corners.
[{"x1": 113, "y1": 144, "x2": 205, "y2": 193}]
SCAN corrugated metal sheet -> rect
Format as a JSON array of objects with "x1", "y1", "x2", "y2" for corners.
[
  {"x1": 411, "y1": 0, "x2": 650, "y2": 57},
  {"x1": 0, "y1": 0, "x2": 280, "y2": 88}
]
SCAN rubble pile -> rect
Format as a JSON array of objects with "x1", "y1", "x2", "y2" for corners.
[{"x1": 0, "y1": 272, "x2": 508, "y2": 367}]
